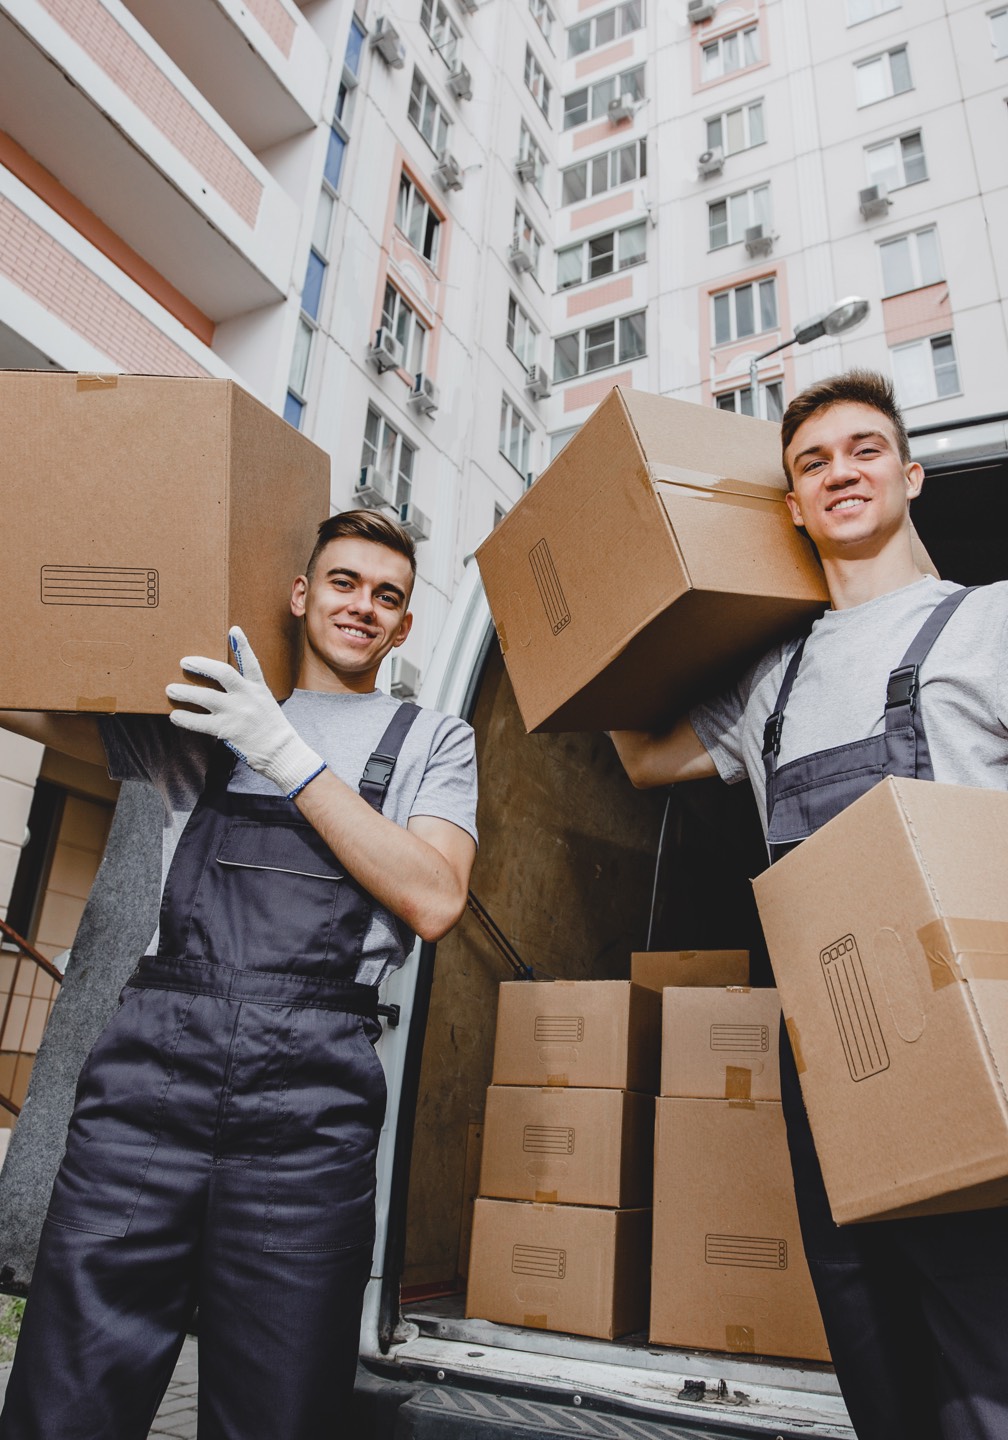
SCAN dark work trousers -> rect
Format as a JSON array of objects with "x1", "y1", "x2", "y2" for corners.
[
  {"x1": 763, "y1": 589, "x2": 1008, "y2": 1440},
  {"x1": 1, "y1": 704, "x2": 419, "y2": 1440}
]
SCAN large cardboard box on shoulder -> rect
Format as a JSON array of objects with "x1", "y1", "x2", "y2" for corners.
[
  {"x1": 0, "y1": 372, "x2": 330, "y2": 713},
  {"x1": 660, "y1": 986, "x2": 782, "y2": 1102},
  {"x1": 479, "y1": 1085, "x2": 654, "y2": 1208},
  {"x1": 754, "y1": 777, "x2": 1008, "y2": 1224},
  {"x1": 491, "y1": 981, "x2": 661, "y2": 1092},
  {"x1": 466, "y1": 1197, "x2": 651, "y2": 1340},
  {"x1": 650, "y1": 1097, "x2": 830, "y2": 1362}
]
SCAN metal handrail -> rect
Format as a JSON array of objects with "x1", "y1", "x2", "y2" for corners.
[{"x1": 0, "y1": 918, "x2": 64, "y2": 1119}]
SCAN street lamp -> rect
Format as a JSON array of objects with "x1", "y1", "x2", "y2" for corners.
[{"x1": 748, "y1": 295, "x2": 870, "y2": 418}]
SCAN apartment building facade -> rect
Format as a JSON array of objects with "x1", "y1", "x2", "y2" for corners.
[{"x1": 0, "y1": 0, "x2": 1006, "y2": 989}]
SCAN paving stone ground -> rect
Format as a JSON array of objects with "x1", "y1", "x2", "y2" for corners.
[{"x1": 0, "y1": 1335, "x2": 200, "y2": 1436}]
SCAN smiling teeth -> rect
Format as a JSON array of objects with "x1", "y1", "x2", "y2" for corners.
[
  {"x1": 832, "y1": 498, "x2": 865, "y2": 510},
  {"x1": 340, "y1": 627, "x2": 370, "y2": 638}
]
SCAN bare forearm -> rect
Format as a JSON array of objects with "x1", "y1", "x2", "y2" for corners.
[
  {"x1": 611, "y1": 717, "x2": 717, "y2": 788},
  {"x1": 294, "y1": 769, "x2": 474, "y2": 942}
]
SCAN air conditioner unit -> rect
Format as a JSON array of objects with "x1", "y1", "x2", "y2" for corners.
[
  {"x1": 367, "y1": 326, "x2": 404, "y2": 372},
  {"x1": 525, "y1": 364, "x2": 551, "y2": 399},
  {"x1": 390, "y1": 655, "x2": 422, "y2": 699},
  {"x1": 608, "y1": 93, "x2": 636, "y2": 122},
  {"x1": 448, "y1": 61, "x2": 473, "y2": 100},
  {"x1": 744, "y1": 223, "x2": 774, "y2": 257},
  {"x1": 688, "y1": 0, "x2": 716, "y2": 21},
  {"x1": 859, "y1": 183, "x2": 892, "y2": 220},
  {"x1": 697, "y1": 146, "x2": 724, "y2": 177},
  {"x1": 399, "y1": 502, "x2": 432, "y2": 542},
  {"x1": 434, "y1": 152, "x2": 464, "y2": 191},
  {"x1": 370, "y1": 17, "x2": 406, "y2": 68},
  {"x1": 515, "y1": 154, "x2": 537, "y2": 182},
  {"x1": 356, "y1": 465, "x2": 396, "y2": 509},
  {"x1": 408, "y1": 372, "x2": 439, "y2": 415},
  {"x1": 509, "y1": 235, "x2": 535, "y2": 272}
]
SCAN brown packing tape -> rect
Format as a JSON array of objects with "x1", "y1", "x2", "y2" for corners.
[
  {"x1": 76, "y1": 373, "x2": 118, "y2": 390},
  {"x1": 725, "y1": 1067, "x2": 754, "y2": 1108},
  {"x1": 725, "y1": 1324, "x2": 756, "y2": 1354},
  {"x1": 523, "y1": 1313, "x2": 548, "y2": 1329},
  {"x1": 497, "y1": 623, "x2": 508, "y2": 655},
  {"x1": 916, "y1": 917, "x2": 1008, "y2": 992},
  {"x1": 545, "y1": 1075, "x2": 570, "y2": 1087},
  {"x1": 650, "y1": 461, "x2": 787, "y2": 504},
  {"x1": 75, "y1": 695, "x2": 117, "y2": 712},
  {"x1": 785, "y1": 1017, "x2": 806, "y2": 1075},
  {"x1": 534, "y1": 1190, "x2": 559, "y2": 1204}
]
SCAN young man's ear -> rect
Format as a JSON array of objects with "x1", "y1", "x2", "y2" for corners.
[
  {"x1": 290, "y1": 575, "x2": 308, "y2": 618},
  {"x1": 392, "y1": 611, "x2": 414, "y2": 648},
  {"x1": 905, "y1": 461, "x2": 925, "y2": 502},
  {"x1": 785, "y1": 490, "x2": 804, "y2": 529}
]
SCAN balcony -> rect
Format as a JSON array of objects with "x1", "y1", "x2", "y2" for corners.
[
  {"x1": 118, "y1": 0, "x2": 327, "y2": 154},
  {"x1": 0, "y1": 0, "x2": 301, "y2": 321}
]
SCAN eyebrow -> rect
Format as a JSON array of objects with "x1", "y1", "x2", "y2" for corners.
[
  {"x1": 325, "y1": 567, "x2": 407, "y2": 604},
  {"x1": 792, "y1": 430, "x2": 891, "y2": 468}
]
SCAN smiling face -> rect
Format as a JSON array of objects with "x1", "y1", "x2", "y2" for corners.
[
  {"x1": 290, "y1": 536, "x2": 414, "y2": 693},
  {"x1": 783, "y1": 401, "x2": 924, "y2": 561}
]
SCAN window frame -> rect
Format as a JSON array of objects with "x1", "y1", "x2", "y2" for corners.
[
  {"x1": 854, "y1": 45, "x2": 912, "y2": 107},
  {"x1": 878, "y1": 225, "x2": 943, "y2": 297},
  {"x1": 890, "y1": 333, "x2": 961, "y2": 408},
  {"x1": 529, "y1": 0, "x2": 556, "y2": 47},
  {"x1": 563, "y1": 66, "x2": 645, "y2": 130},
  {"x1": 991, "y1": 7, "x2": 1008, "y2": 59},
  {"x1": 711, "y1": 275, "x2": 779, "y2": 345},
  {"x1": 524, "y1": 45, "x2": 552, "y2": 117},
  {"x1": 707, "y1": 182, "x2": 771, "y2": 250},
  {"x1": 408, "y1": 68, "x2": 451, "y2": 156},
  {"x1": 381, "y1": 282, "x2": 428, "y2": 375},
  {"x1": 513, "y1": 205, "x2": 543, "y2": 278},
  {"x1": 552, "y1": 309, "x2": 648, "y2": 382},
  {"x1": 555, "y1": 221, "x2": 647, "y2": 290},
  {"x1": 499, "y1": 395, "x2": 533, "y2": 475},
  {"x1": 701, "y1": 24, "x2": 760, "y2": 82},
  {"x1": 705, "y1": 99, "x2": 765, "y2": 154},
  {"x1": 518, "y1": 122, "x2": 547, "y2": 193},
  {"x1": 561, "y1": 138, "x2": 647, "y2": 206},
  {"x1": 420, "y1": 0, "x2": 461, "y2": 66},
  {"x1": 846, "y1": 0, "x2": 900, "y2": 25},
  {"x1": 395, "y1": 172, "x2": 442, "y2": 269},
  {"x1": 507, "y1": 293, "x2": 539, "y2": 367},
  {"x1": 865, "y1": 129, "x2": 928, "y2": 190},
  {"x1": 715, "y1": 379, "x2": 784, "y2": 422},
  {"x1": 361, "y1": 404, "x2": 417, "y2": 509},
  {"x1": 566, "y1": 1, "x2": 643, "y2": 59}
]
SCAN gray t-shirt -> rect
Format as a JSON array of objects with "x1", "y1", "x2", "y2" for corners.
[
  {"x1": 690, "y1": 576, "x2": 1008, "y2": 835},
  {"x1": 101, "y1": 689, "x2": 478, "y2": 985}
]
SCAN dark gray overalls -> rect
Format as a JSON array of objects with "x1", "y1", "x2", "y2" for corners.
[
  {"x1": 0, "y1": 703, "x2": 419, "y2": 1440},
  {"x1": 763, "y1": 588, "x2": 1008, "y2": 1440}
]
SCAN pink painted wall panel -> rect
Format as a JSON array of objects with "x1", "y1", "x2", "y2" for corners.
[
  {"x1": 39, "y1": 0, "x2": 263, "y2": 227},
  {"x1": 565, "y1": 274, "x2": 633, "y2": 318},
  {"x1": 572, "y1": 117, "x2": 629, "y2": 151},
  {"x1": 882, "y1": 283, "x2": 952, "y2": 346},
  {"x1": 0, "y1": 194, "x2": 210, "y2": 377},
  {"x1": 244, "y1": 0, "x2": 296, "y2": 58},
  {"x1": 575, "y1": 39, "x2": 634, "y2": 78},
  {"x1": 563, "y1": 369, "x2": 633, "y2": 413},
  {"x1": 569, "y1": 190, "x2": 635, "y2": 231}
]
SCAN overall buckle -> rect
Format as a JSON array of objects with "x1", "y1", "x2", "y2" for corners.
[
  {"x1": 361, "y1": 753, "x2": 396, "y2": 790},
  {"x1": 886, "y1": 664, "x2": 919, "y2": 712},
  {"x1": 762, "y1": 711, "x2": 784, "y2": 759}
]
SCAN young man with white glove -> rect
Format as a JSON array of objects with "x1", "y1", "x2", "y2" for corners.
[{"x1": 0, "y1": 509, "x2": 478, "y2": 1440}]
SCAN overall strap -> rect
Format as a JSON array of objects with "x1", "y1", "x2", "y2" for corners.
[
  {"x1": 359, "y1": 702, "x2": 422, "y2": 813},
  {"x1": 883, "y1": 586, "x2": 977, "y2": 727},
  {"x1": 762, "y1": 638, "x2": 808, "y2": 770}
]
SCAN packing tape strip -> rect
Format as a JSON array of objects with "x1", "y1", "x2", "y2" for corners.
[
  {"x1": 725, "y1": 1065, "x2": 754, "y2": 1108},
  {"x1": 76, "y1": 373, "x2": 118, "y2": 390},
  {"x1": 650, "y1": 461, "x2": 786, "y2": 504},
  {"x1": 496, "y1": 623, "x2": 508, "y2": 654},
  {"x1": 523, "y1": 1313, "x2": 548, "y2": 1329},
  {"x1": 545, "y1": 1074, "x2": 570, "y2": 1087},
  {"x1": 534, "y1": 1189, "x2": 559, "y2": 1204},
  {"x1": 725, "y1": 1324, "x2": 756, "y2": 1354},
  {"x1": 916, "y1": 917, "x2": 1008, "y2": 991},
  {"x1": 784, "y1": 1017, "x2": 806, "y2": 1074},
  {"x1": 75, "y1": 695, "x2": 116, "y2": 711}
]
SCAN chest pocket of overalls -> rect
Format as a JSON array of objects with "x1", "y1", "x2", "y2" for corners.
[{"x1": 207, "y1": 820, "x2": 352, "y2": 971}]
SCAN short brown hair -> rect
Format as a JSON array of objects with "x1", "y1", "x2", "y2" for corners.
[
  {"x1": 305, "y1": 509, "x2": 417, "y2": 582},
  {"x1": 781, "y1": 370, "x2": 911, "y2": 484}
]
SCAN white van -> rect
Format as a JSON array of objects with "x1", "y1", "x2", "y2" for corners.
[{"x1": 353, "y1": 559, "x2": 853, "y2": 1439}]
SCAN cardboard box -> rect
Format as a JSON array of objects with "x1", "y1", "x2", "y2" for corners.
[
  {"x1": 491, "y1": 981, "x2": 661, "y2": 1092},
  {"x1": 754, "y1": 777, "x2": 1008, "y2": 1224},
  {"x1": 466, "y1": 1197, "x2": 651, "y2": 1340},
  {"x1": 0, "y1": 372, "x2": 330, "y2": 712},
  {"x1": 479, "y1": 1086, "x2": 654, "y2": 1208},
  {"x1": 475, "y1": 387, "x2": 829, "y2": 733},
  {"x1": 650, "y1": 1097, "x2": 829, "y2": 1362},
  {"x1": 661, "y1": 987, "x2": 781, "y2": 1101},
  {"x1": 631, "y1": 950, "x2": 750, "y2": 991}
]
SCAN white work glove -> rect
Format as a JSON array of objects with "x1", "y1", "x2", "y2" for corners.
[{"x1": 166, "y1": 627, "x2": 326, "y2": 799}]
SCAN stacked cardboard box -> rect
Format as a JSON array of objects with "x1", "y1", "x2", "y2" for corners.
[
  {"x1": 650, "y1": 986, "x2": 831, "y2": 1363},
  {"x1": 466, "y1": 981, "x2": 659, "y2": 1340}
]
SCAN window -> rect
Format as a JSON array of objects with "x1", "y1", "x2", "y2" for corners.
[
  {"x1": 513, "y1": 206, "x2": 542, "y2": 277},
  {"x1": 362, "y1": 405, "x2": 416, "y2": 508},
  {"x1": 507, "y1": 294, "x2": 539, "y2": 366},
  {"x1": 530, "y1": 0, "x2": 555, "y2": 46},
  {"x1": 561, "y1": 139, "x2": 646, "y2": 205},
  {"x1": 409, "y1": 70, "x2": 450, "y2": 155},
  {"x1": 708, "y1": 183, "x2": 770, "y2": 249},
  {"x1": 865, "y1": 131, "x2": 927, "y2": 190},
  {"x1": 701, "y1": 26, "x2": 759, "y2": 82},
  {"x1": 420, "y1": 0, "x2": 460, "y2": 65},
  {"x1": 500, "y1": 397, "x2": 532, "y2": 473},
  {"x1": 395, "y1": 174, "x2": 441, "y2": 266},
  {"x1": 855, "y1": 46, "x2": 912, "y2": 105},
  {"x1": 712, "y1": 277, "x2": 778, "y2": 344},
  {"x1": 552, "y1": 311, "x2": 646, "y2": 381},
  {"x1": 706, "y1": 99, "x2": 764, "y2": 154},
  {"x1": 891, "y1": 334, "x2": 960, "y2": 407},
  {"x1": 992, "y1": 8, "x2": 1008, "y2": 58},
  {"x1": 381, "y1": 283, "x2": 427, "y2": 374},
  {"x1": 567, "y1": 2, "x2": 643, "y2": 58},
  {"x1": 879, "y1": 226, "x2": 942, "y2": 296},
  {"x1": 518, "y1": 122, "x2": 547, "y2": 191},
  {"x1": 716, "y1": 380, "x2": 783, "y2": 421},
  {"x1": 524, "y1": 46, "x2": 551, "y2": 117},
  {"x1": 563, "y1": 67, "x2": 645, "y2": 129},
  {"x1": 556, "y1": 221, "x2": 646, "y2": 289},
  {"x1": 847, "y1": 0, "x2": 899, "y2": 23}
]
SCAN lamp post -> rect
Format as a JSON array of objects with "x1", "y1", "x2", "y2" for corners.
[{"x1": 747, "y1": 295, "x2": 870, "y2": 418}]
